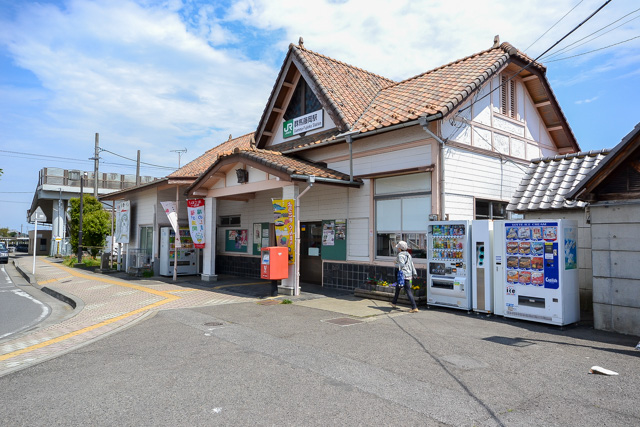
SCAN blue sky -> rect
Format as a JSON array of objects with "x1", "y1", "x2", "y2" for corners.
[{"x1": 1, "y1": 0, "x2": 639, "y2": 232}]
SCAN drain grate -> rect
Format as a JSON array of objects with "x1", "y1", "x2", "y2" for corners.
[
  {"x1": 257, "y1": 300, "x2": 281, "y2": 306},
  {"x1": 323, "y1": 317, "x2": 364, "y2": 326},
  {"x1": 203, "y1": 322, "x2": 223, "y2": 327}
]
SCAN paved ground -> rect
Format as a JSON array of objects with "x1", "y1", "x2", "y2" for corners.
[{"x1": 1, "y1": 255, "x2": 639, "y2": 425}]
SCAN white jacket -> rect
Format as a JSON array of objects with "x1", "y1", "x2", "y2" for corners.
[{"x1": 396, "y1": 251, "x2": 417, "y2": 280}]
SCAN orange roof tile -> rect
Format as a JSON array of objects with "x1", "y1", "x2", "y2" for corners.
[
  {"x1": 168, "y1": 133, "x2": 254, "y2": 178},
  {"x1": 292, "y1": 46, "x2": 396, "y2": 130},
  {"x1": 354, "y1": 43, "x2": 521, "y2": 132}
]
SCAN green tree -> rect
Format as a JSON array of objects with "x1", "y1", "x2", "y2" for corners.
[
  {"x1": 0, "y1": 227, "x2": 9, "y2": 237},
  {"x1": 69, "y1": 195, "x2": 111, "y2": 258}
]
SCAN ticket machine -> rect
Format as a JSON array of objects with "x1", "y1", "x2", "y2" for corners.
[{"x1": 261, "y1": 247, "x2": 288, "y2": 280}]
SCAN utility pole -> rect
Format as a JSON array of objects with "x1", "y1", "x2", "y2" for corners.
[
  {"x1": 136, "y1": 150, "x2": 141, "y2": 186},
  {"x1": 93, "y1": 133, "x2": 99, "y2": 198}
]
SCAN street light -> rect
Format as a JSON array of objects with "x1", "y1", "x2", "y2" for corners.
[{"x1": 77, "y1": 172, "x2": 87, "y2": 263}]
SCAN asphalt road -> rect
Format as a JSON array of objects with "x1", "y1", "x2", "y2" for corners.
[
  {"x1": 0, "y1": 262, "x2": 51, "y2": 340},
  {"x1": 1, "y1": 297, "x2": 639, "y2": 426}
]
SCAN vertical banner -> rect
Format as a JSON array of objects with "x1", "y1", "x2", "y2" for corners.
[
  {"x1": 115, "y1": 200, "x2": 130, "y2": 244},
  {"x1": 187, "y1": 199, "x2": 205, "y2": 248},
  {"x1": 272, "y1": 199, "x2": 295, "y2": 265},
  {"x1": 160, "y1": 201, "x2": 181, "y2": 248}
]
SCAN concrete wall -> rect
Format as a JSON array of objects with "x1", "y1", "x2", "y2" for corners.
[
  {"x1": 590, "y1": 202, "x2": 640, "y2": 336},
  {"x1": 523, "y1": 209, "x2": 593, "y2": 313}
]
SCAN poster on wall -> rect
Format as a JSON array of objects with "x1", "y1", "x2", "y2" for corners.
[
  {"x1": 335, "y1": 220, "x2": 346, "y2": 240},
  {"x1": 225, "y1": 229, "x2": 248, "y2": 252},
  {"x1": 272, "y1": 199, "x2": 295, "y2": 265},
  {"x1": 322, "y1": 221, "x2": 335, "y2": 246},
  {"x1": 186, "y1": 199, "x2": 205, "y2": 248},
  {"x1": 114, "y1": 200, "x2": 130, "y2": 244}
]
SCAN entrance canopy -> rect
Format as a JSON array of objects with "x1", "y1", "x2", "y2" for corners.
[{"x1": 187, "y1": 147, "x2": 362, "y2": 199}]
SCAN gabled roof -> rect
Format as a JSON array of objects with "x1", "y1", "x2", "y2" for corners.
[
  {"x1": 255, "y1": 40, "x2": 579, "y2": 153},
  {"x1": 188, "y1": 147, "x2": 362, "y2": 195},
  {"x1": 567, "y1": 122, "x2": 640, "y2": 202},
  {"x1": 508, "y1": 149, "x2": 609, "y2": 212},
  {"x1": 168, "y1": 133, "x2": 254, "y2": 179}
]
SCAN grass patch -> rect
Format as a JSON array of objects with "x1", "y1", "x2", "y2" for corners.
[
  {"x1": 62, "y1": 256, "x2": 101, "y2": 268},
  {"x1": 281, "y1": 299, "x2": 292, "y2": 304}
]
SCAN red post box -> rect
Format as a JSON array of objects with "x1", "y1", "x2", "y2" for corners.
[{"x1": 261, "y1": 247, "x2": 289, "y2": 280}]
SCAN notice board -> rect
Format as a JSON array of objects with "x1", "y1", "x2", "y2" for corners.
[
  {"x1": 321, "y1": 219, "x2": 347, "y2": 261},
  {"x1": 252, "y1": 222, "x2": 271, "y2": 255}
]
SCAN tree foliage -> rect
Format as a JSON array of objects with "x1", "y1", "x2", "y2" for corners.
[{"x1": 68, "y1": 195, "x2": 111, "y2": 257}]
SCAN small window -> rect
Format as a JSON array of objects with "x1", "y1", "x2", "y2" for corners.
[
  {"x1": 475, "y1": 199, "x2": 509, "y2": 220},
  {"x1": 500, "y1": 75, "x2": 517, "y2": 119},
  {"x1": 220, "y1": 215, "x2": 241, "y2": 226},
  {"x1": 283, "y1": 79, "x2": 322, "y2": 121}
]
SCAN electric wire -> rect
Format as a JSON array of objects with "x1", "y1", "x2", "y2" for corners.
[
  {"x1": 524, "y1": 0, "x2": 584, "y2": 51},
  {"x1": 99, "y1": 148, "x2": 175, "y2": 170},
  {"x1": 545, "y1": 35, "x2": 640, "y2": 62},
  {"x1": 457, "y1": 0, "x2": 613, "y2": 116},
  {"x1": 541, "y1": 7, "x2": 640, "y2": 60}
]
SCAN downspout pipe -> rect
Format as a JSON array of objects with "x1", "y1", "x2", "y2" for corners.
[
  {"x1": 419, "y1": 116, "x2": 446, "y2": 220},
  {"x1": 295, "y1": 176, "x2": 314, "y2": 296},
  {"x1": 345, "y1": 134, "x2": 354, "y2": 183}
]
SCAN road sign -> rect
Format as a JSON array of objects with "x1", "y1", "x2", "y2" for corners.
[{"x1": 30, "y1": 206, "x2": 47, "y2": 222}]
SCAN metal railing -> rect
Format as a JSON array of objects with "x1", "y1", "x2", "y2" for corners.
[{"x1": 38, "y1": 168, "x2": 159, "y2": 191}]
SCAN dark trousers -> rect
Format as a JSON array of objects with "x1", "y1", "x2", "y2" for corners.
[{"x1": 392, "y1": 280, "x2": 417, "y2": 309}]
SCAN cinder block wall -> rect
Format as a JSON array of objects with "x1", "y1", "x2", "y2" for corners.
[{"x1": 590, "y1": 203, "x2": 640, "y2": 336}]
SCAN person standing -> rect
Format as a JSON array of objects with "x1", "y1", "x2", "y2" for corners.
[{"x1": 391, "y1": 241, "x2": 419, "y2": 313}]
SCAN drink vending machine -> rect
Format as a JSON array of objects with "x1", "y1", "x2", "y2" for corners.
[
  {"x1": 494, "y1": 219, "x2": 579, "y2": 326},
  {"x1": 159, "y1": 227, "x2": 198, "y2": 276},
  {"x1": 426, "y1": 221, "x2": 472, "y2": 310}
]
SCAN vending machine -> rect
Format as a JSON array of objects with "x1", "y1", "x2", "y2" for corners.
[
  {"x1": 159, "y1": 226, "x2": 198, "y2": 276},
  {"x1": 471, "y1": 220, "x2": 493, "y2": 314},
  {"x1": 496, "y1": 219, "x2": 579, "y2": 326},
  {"x1": 426, "y1": 221, "x2": 472, "y2": 311}
]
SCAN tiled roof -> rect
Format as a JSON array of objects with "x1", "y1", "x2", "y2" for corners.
[
  {"x1": 354, "y1": 43, "x2": 524, "y2": 132},
  {"x1": 168, "y1": 133, "x2": 254, "y2": 178},
  {"x1": 218, "y1": 147, "x2": 359, "y2": 183},
  {"x1": 508, "y1": 150, "x2": 610, "y2": 212},
  {"x1": 292, "y1": 46, "x2": 396, "y2": 130}
]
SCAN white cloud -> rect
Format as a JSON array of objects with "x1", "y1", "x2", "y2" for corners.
[{"x1": 575, "y1": 96, "x2": 599, "y2": 104}]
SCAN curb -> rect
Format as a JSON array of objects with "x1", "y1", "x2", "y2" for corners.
[{"x1": 13, "y1": 260, "x2": 77, "y2": 309}]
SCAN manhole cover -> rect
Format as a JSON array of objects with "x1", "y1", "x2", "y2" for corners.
[
  {"x1": 257, "y1": 300, "x2": 281, "y2": 306},
  {"x1": 323, "y1": 317, "x2": 364, "y2": 326},
  {"x1": 204, "y1": 322, "x2": 223, "y2": 327}
]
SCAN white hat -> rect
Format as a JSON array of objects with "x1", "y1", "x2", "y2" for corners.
[{"x1": 396, "y1": 241, "x2": 408, "y2": 251}]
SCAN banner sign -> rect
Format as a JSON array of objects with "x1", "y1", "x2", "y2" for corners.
[
  {"x1": 283, "y1": 109, "x2": 323, "y2": 138},
  {"x1": 114, "y1": 200, "x2": 130, "y2": 244},
  {"x1": 161, "y1": 201, "x2": 181, "y2": 248},
  {"x1": 187, "y1": 199, "x2": 206, "y2": 248},
  {"x1": 272, "y1": 199, "x2": 295, "y2": 265}
]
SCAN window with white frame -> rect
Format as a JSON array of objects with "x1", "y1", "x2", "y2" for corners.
[
  {"x1": 500, "y1": 75, "x2": 517, "y2": 119},
  {"x1": 375, "y1": 173, "x2": 431, "y2": 258}
]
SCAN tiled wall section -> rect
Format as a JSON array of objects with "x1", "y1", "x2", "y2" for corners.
[
  {"x1": 323, "y1": 262, "x2": 427, "y2": 291},
  {"x1": 216, "y1": 255, "x2": 261, "y2": 278}
]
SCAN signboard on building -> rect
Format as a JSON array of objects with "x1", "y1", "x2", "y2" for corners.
[
  {"x1": 283, "y1": 109, "x2": 323, "y2": 138},
  {"x1": 186, "y1": 199, "x2": 205, "y2": 248},
  {"x1": 272, "y1": 199, "x2": 295, "y2": 265}
]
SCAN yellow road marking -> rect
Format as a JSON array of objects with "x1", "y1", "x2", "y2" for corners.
[
  {"x1": 212, "y1": 282, "x2": 268, "y2": 290},
  {"x1": 0, "y1": 260, "x2": 181, "y2": 362},
  {"x1": 166, "y1": 289, "x2": 197, "y2": 293}
]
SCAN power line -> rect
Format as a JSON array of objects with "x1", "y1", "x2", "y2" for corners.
[
  {"x1": 541, "y1": 7, "x2": 640, "y2": 60},
  {"x1": 99, "y1": 148, "x2": 175, "y2": 170},
  {"x1": 545, "y1": 35, "x2": 640, "y2": 62},
  {"x1": 457, "y1": 0, "x2": 613, "y2": 116},
  {"x1": 525, "y1": 0, "x2": 584, "y2": 51}
]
